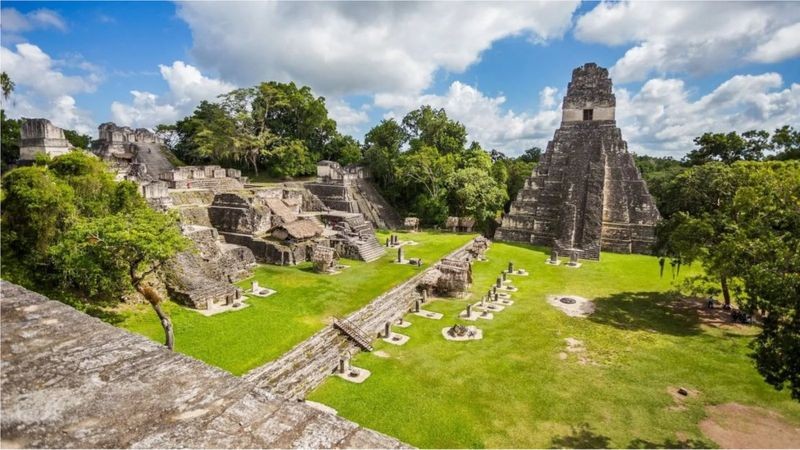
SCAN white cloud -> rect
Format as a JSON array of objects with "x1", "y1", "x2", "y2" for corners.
[
  {"x1": 1, "y1": 43, "x2": 100, "y2": 98},
  {"x1": 617, "y1": 73, "x2": 800, "y2": 156},
  {"x1": 110, "y1": 61, "x2": 235, "y2": 128},
  {"x1": 376, "y1": 82, "x2": 561, "y2": 154},
  {"x1": 1, "y1": 7, "x2": 67, "y2": 33},
  {"x1": 575, "y1": 2, "x2": 800, "y2": 83},
  {"x1": 1, "y1": 43, "x2": 98, "y2": 134},
  {"x1": 369, "y1": 72, "x2": 798, "y2": 159},
  {"x1": 110, "y1": 91, "x2": 180, "y2": 129},
  {"x1": 177, "y1": 1, "x2": 579, "y2": 96},
  {"x1": 750, "y1": 22, "x2": 800, "y2": 63},
  {"x1": 326, "y1": 98, "x2": 369, "y2": 136},
  {"x1": 159, "y1": 61, "x2": 235, "y2": 107}
]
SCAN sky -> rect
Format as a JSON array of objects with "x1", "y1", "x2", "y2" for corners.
[{"x1": 1, "y1": 1, "x2": 799, "y2": 158}]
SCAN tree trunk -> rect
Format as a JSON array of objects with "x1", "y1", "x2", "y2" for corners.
[
  {"x1": 721, "y1": 275, "x2": 731, "y2": 306},
  {"x1": 250, "y1": 152, "x2": 259, "y2": 176},
  {"x1": 148, "y1": 299, "x2": 174, "y2": 350}
]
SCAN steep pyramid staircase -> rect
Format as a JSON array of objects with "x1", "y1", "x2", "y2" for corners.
[
  {"x1": 333, "y1": 318, "x2": 373, "y2": 351},
  {"x1": 336, "y1": 215, "x2": 386, "y2": 262}
]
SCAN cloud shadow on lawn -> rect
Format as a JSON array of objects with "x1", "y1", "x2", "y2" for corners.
[{"x1": 588, "y1": 291, "x2": 702, "y2": 336}]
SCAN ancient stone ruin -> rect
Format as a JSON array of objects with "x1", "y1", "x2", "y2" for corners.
[
  {"x1": 467, "y1": 236, "x2": 490, "y2": 260},
  {"x1": 419, "y1": 258, "x2": 473, "y2": 297},
  {"x1": 160, "y1": 165, "x2": 247, "y2": 191},
  {"x1": 92, "y1": 122, "x2": 172, "y2": 182},
  {"x1": 306, "y1": 161, "x2": 402, "y2": 229},
  {"x1": 163, "y1": 224, "x2": 254, "y2": 311},
  {"x1": 403, "y1": 217, "x2": 420, "y2": 232},
  {"x1": 19, "y1": 118, "x2": 73, "y2": 161},
  {"x1": 312, "y1": 245, "x2": 339, "y2": 273},
  {"x1": 0, "y1": 282, "x2": 405, "y2": 448},
  {"x1": 495, "y1": 63, "x2": 661, "y2": 259},
  {"x1": 445, "y1": 216, "x2": 476, "y2": 233}
]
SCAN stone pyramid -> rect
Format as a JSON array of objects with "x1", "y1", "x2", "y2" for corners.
[{"x1": 494, "y1": 63, "x2": 660, "y2": 260}]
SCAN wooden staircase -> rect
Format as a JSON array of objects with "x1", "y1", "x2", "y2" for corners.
[{"x1": 333, "y1": 318, "x2": 374, "y2": 351}]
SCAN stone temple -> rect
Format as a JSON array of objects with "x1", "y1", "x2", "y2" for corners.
[{"x1": 494, "y1": 63, "x2": 660, "y2": 260}]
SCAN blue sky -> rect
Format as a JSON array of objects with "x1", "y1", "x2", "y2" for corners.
[{"x1": 2, "y1": 1, "x2": 799, "y2": 157}]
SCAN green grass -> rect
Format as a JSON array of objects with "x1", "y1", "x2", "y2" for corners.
[
  {"x1": 308, "y1": 242, "x2": 800, "y2": 448},
  {"x1": 118, "y1": 230, "x2": 474, "y2": 375}
]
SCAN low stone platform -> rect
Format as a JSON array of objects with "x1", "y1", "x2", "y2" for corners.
[
  {"x1": 460, "y1": 310, "x2": 494, "y2": 321},
  {"x1": 547, "y1": 294, "x2": 595, "y2": 317},
  {"x1": 414, "y1": 309, "x2": 443, "y2": 320},
  {"x1": 441, "y1": 326, "x2": 483, "y2": 341},
  {"x1": 0, "y1": 282, "x2": 407, "y2": 449},
  {"x1": 196, "y1": 300, "x2": 250, "y2": 317},
  {"x1": 474, "y1": 302, "x2": 505, "y2": 312},
  {"x1": 336, "y1": 367, "x2": 371, "y2": 384},
  {"x1": 382, "y1": 332, "x2": 410, "y2": 346}
]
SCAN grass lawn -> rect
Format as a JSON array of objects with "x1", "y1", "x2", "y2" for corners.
[
  {"x1": 308, "y1": 242, "x2": 800, "y2": 448},
  {"x1": 118, "y1": 230, "x2": 474, "y2": 375}
]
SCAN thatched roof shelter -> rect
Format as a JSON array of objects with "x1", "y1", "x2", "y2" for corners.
[
  {"x1": 272, "y1": 219, "x2": 322, "y2": 241},
  {"x1": 265, "y1": 198, "x2": 298, "y2": 224}
]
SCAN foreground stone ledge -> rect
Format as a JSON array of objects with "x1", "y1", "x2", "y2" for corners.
[{"x1": 0, "y1": 281, "x2": 409, "y2": 449}]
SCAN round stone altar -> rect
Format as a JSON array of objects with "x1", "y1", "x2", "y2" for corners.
[{"x1": 547, "y1": 295, "x2": 595, "y2": 317}]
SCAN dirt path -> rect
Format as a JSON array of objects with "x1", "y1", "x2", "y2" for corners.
[{"x1": 700, "y1": 402, "x2": 800, "y2": 448}]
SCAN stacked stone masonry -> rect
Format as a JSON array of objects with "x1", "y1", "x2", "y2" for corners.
[
  {"x1": 19, "y1": 118, "x2": 73, "y2": 161},
  {"x1": 92, "y1": 122, "x2": 175, "y2": 183},
  {"x1": 495, "y1": 63, "x2": 660, "y2": 260},
  {"x1": 307, "y1": 161, "x2": 403, "y2": 229},
  {"x1": 0, "y1": 282, "x2": 408, "y2": 448},
  {"x1": 245, "y1": 239, "x2": 476, "y2": 399}
]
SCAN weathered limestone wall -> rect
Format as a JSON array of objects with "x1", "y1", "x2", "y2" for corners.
[
  {"x1": 19, "y1": 118, "x2": 72, "y2": 161},
  {"x1": 245, "y1": 239, "x2": 476, "y2": 399},
  {"x1": 163, "y1": 225, "x2": 255, "y2": 310},
  {"x1": 92, "y1": 123, "x2": 174, "y2": 182},
  {"x1": 307, "y1": 162, "x2": 402, "y2": 229},
  {"x1": 495, "y1": 63, "x2": 660, "y2": 259},
  {"x1": 0, "y1": 282, "x2": 408, "y2": 448}
]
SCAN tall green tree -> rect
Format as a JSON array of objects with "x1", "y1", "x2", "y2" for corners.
[
  {"x1": 50, "y1": 209, "x2": 188, "y2": 350},
  {"x1": 658, "y1": 160, "x2": 800, "y2": 398},
  {"x1": 1, "y1": 109, "x2": 21, "y2": 166},
  {"x1": 0, "y1": 71, "x2": 14, "y2": 102},
  {"x1": 683, "y1": 131, "x2": 769, "y2": 166},
  {"x1": 770, "y1": 125, "x2": 800, "y2": 161},
  {"x1": 723, "y1": 162, "x2": 800, "y2": 398},
  {"x1": 2, "y1": 152, "x2": 189, "y2": 350},
  {"x1": 402, "y1": 105, "x2": 467, "y2": 156},
  {"x1": 363, "y1": 118, "x2": 407, "y2": 190},
  {"x1": 63, "y1": 129, "x2": 92, "y2": 149},
  {"x1": 324, "y1": 133, "x2": 362, "y2": 166},
  {"x1": 1, "y1": 166, "x2": 76, "y2": 258},
  {"x1": 446, "y1": 167, "x2": 508, "y2": 228}
]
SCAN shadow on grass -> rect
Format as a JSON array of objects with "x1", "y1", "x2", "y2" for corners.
[
  {"x1": 494, "y1": 241, "x2": 549, "y2": 254},
  {"x1": 588, "y1": 291, "x2": 702, "y2": 336},
  {"x1": 83, "y1": 304, "x2": 126, "y2": 325},
  {"x1": 628, "y1": 437, "x2": 709, "y2": 448},
  {"x1": 550, "y1": 424, "x2": 709, "y2": 449},
  {"x1": 550, "y1": 423, "x2": 611, "y2": 449}
]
